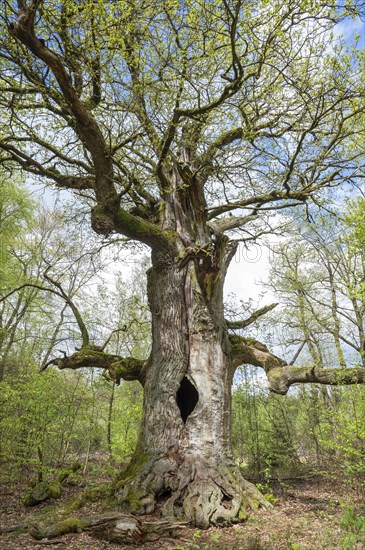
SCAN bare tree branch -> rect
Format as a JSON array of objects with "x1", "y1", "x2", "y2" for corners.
[
  {"x1": 290, "y1": 340, "x2": 307, "y2": 365},
  {"x1": 226, "y1": 303, "x2": 279, "y2": 330},
  {"x1": 0, "y1": 280, "x2": 90, "y2": 348}
]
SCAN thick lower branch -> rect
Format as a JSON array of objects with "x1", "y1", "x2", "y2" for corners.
[
  {"x1": 208, "y1": 214, "x2": 258, "y2": 233},
  {"x1": 43, "y1": 347, "x2": 146, "y2": 385},
  {"x1": 229, "y1": 334, "x2": 365, "y2": 395},
  {"x1": 267, "y1": 365, "x2": 365, "y2": 395},
  {"x1": 230, "y1": 334, "x2": 286, "y2": 372}
]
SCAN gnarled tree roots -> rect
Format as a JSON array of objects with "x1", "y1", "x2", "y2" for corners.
[
  {"x1": 28, "y1": 453, "x2": 271, "y2": 543},
  {"x1": 115, "y1": 452, "x2": 271, "y2": 529}
]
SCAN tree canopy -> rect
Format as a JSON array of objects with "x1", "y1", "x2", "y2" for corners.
[{"x1": 1, "y1": 1, "x2": 364, "y2": 245}]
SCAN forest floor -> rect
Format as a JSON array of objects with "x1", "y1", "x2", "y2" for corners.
[{"x1": 1, "y1": 467, "x2": 365, "y2": 550}]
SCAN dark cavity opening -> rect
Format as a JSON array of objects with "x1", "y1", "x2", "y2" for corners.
[
  {"x1": 176, "y1": 376, "x2": 199, "y2": 424},
  {"x1": 158, "y1": 488, "x2": 172, "y2": 502}
]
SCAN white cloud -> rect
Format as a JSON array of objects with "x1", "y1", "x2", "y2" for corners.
[{"x1": 224, "y1": 242, "x2": 274, "y2": 304}]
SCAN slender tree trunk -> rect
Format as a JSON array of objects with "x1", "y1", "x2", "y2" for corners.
[
  {"x1": 116, "y1": 248, "x2": 268, "y2": 527},
  {"x1": 107, "y1": 382, "x2": 115, "y2": 459}
]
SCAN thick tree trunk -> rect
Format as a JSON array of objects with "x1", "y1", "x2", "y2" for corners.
[{"x1": 115, "y1": 252, "x2": 268, "y2": 527}]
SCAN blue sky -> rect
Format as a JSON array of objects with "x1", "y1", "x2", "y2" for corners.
[{"x1": 334, "y1": 16, "x2": 365, "y2": 45}]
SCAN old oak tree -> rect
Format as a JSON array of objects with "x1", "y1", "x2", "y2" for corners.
[{"x1": 1, "y1": 0, "x2": 365, "y2": 531}]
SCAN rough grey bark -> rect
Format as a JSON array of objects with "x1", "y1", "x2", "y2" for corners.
[{"x1": 114, "y1": 242, "x2": 269, "y2": 527}]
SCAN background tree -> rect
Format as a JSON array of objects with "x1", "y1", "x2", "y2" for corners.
[
  {"x1": 0, "y1": 175, "x2": 42, "y2": 380},
  {"x1": 268, "y1": 206, "x2": 365, "y2": 370},
  {"x1": 0, "y1": 192, "x2": 148, "y2": 481},
  {"x1": 0, "y1": 0, "x2": 365, "y2": 529},
  {"x1": 258, "y1": 203, "x2": 365, "y2": 488}
]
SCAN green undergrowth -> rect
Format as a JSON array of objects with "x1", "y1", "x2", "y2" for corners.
[
  {"x1": 63, "y1": 482, "x2": 114, "y2": 513},
  {"x1": 339, "y1": 504, "x2": 365, "y2": 549}
]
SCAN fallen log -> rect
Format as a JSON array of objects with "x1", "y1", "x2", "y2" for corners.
[
  {"x1": 29, "y1": 513, "x2": 188, "y2": 544},
  {"x1": 0, "y1": 523, "x2": 27, "y2": 534}
]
